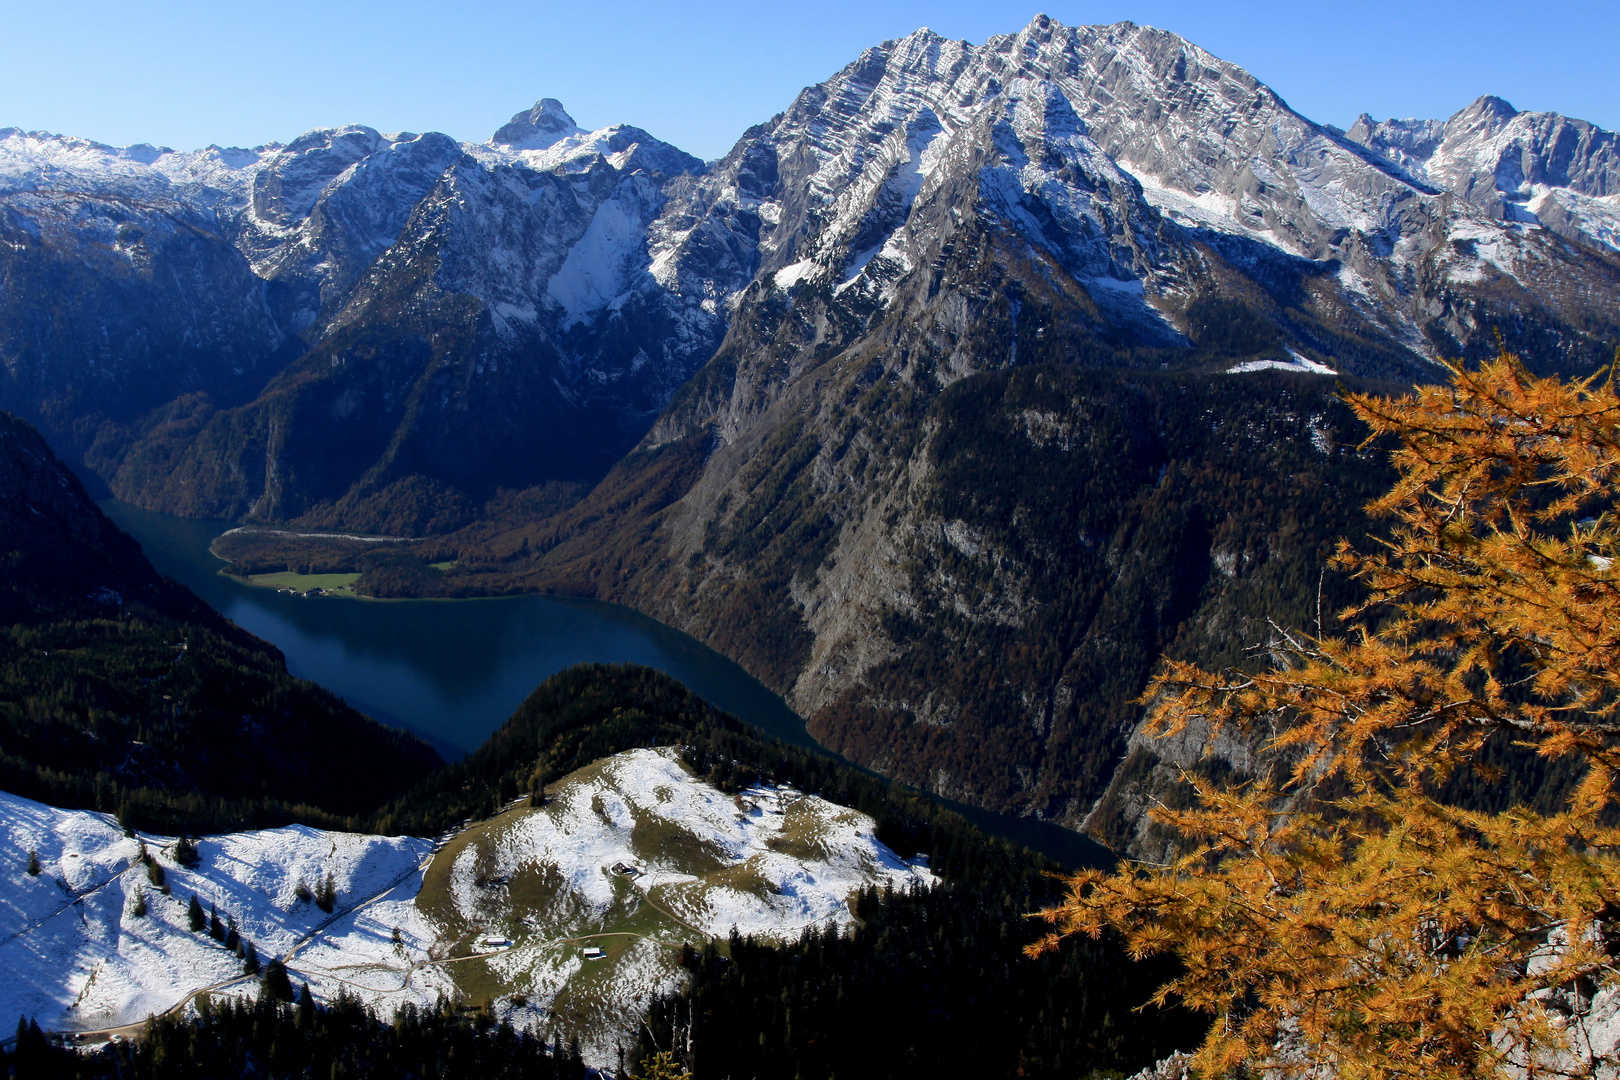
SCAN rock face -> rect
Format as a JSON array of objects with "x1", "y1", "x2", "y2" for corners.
[
  {"x1": 429, "y1": 17, "x2": 1620, "y2": 848},
  {"x1": 0, "y1": 103, "x2": 718, "y2": 532},
  {"x1": 1347, "y1": 95, "x2": 1620, "y2": 251}
]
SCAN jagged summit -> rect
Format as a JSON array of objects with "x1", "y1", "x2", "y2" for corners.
[
  {"x1": 491, "y1": 97, "x2": 585, "y2": 149},
  {"x1": 1460, "y1": 93, "x2": 1521, "y2": 124},
  {"x1": 1346, "y1": 93, "x2": 1620, "y2": 247}
]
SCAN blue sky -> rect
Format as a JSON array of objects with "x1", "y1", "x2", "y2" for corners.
[{"x1": 2, "y1": 0, "x2": 1614, "y2": 160}]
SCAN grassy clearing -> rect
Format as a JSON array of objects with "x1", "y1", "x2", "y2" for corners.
[
  {"x1": 629, "y1": 806, "x2": 731, "y2": 876},
  {"x1": 766, "y1": 797, "x2": 844, "y2": 863},
  {"x1": 244, "y1": 571, "x2": 360, "y2": 593}
]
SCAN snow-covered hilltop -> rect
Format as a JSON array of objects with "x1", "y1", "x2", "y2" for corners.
[{"x1": 0, "y1": 748, "x2": 930, "y2": 1069}]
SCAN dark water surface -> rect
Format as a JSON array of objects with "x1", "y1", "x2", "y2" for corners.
[
  {"x1": 103, "y1": 501, "x2": 1107, "y2": 868},
  {"x1": 102, "y1": 501, "x2": 813, "y2": 757}
]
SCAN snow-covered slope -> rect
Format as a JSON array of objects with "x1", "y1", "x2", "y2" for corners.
[
  {"x1": 0, "y1": 749, "x2": 930, "y2": 1068},
  {"x1": 0, "y1": 791, "x2": 438, "y2": 1033},
  {"x1": 419, "y1": 747, "x2": 932, "y2": 1066}
]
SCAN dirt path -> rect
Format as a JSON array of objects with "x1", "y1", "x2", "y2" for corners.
[{"x1": 308, "y1": 929, "x2": 684, "y2": 996}]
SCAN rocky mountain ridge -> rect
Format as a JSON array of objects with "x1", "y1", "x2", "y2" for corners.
[
  {"x1": 1346, "y1": 94, "x2": 1620, "y2": 251},
  {"x1": 0, "y1": 101, "x2": 725, "y2": 532},
  {"x1": 380, "y1": 17, "x2": 1620, "y2": 849},
  {"x1": 4, "y1": 17, "x2": 1620, "y2": 535}
]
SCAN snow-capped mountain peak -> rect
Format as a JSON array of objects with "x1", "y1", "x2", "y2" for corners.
[
  {"x1": 1347, "y1": 93, "x2": 1620, "y2": 249},
  {"x1": 490, "y1": 97, "x2": 587, "y2": 150},
  {"x1": 4, "y1": 15, "x2": 1620, "y2": 536}
]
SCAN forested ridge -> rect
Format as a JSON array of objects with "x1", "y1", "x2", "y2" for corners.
[
  {"x1": 0, "y1": 663, "x2": 1203, "y2": 1078},
  {"x1": 367, "y1": 664, "x2": 1205, "y2": 1078},
  {"x1": 0, "y1": 411, "x2": 442, "y2": 834},
  {"x1": 2, "y1": 992, "x2": 588, "y2": 1079}
]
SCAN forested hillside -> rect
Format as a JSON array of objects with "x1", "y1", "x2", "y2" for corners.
[
  {"x1": 0, "y1": 412, "x2": 441, "y2": 833},
  {"x1": 0, "y1": 662, "x2": 1202, "y2": 1078}
]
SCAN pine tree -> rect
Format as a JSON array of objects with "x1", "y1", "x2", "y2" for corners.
[
  {"x1": 224, "y1": 917, "x2": 239, "y2": 952},
  {"x1": 314, "y1": 872, "x2": 336, "y2": 913},
  {"x1": 25, "y1": 850, "x2": 39, "y2": 877},
  {"x1": 12, "y1": 1016, "x2": 49, "y2": 1073},
  {"x1": 146, "y1": 857, "x2": 167, "y2": 893},
  {"x1": 188, "y1": 894, "x2": 206, "y2": 933},
  {"x1": 638, "y1": 1050, "x2": 694, "y2": 1079},
  {"x1": 172, "y1": 836, "x2": 200, "y2": 868},
  {"x1": 209, "y1": 903, "x2": 224, "y2": 941},
  {"x1": 242, "y1": 941, "x2": 260, "y2": 976},
  {"x1": 263, "y1": 958, "x2": 295, "y2": 1002},
  {"x1": 129, "y1": 887, "x2": 147, "y2": 918},
  {"x1": 297, "y1": 983, "x2": 315, "y2": 1027}
]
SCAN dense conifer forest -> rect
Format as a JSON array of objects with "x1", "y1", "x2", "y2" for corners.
[
  {"x1": 0, "y1": 412, "x2": 443, "y2": 834},
  {"x1": 1, "y1": 993, "x2": 587, "y2": 1079}
]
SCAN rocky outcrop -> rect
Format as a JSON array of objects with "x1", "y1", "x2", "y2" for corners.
[{"x1": 1347, "y1": 94, "x2": 1620, "y2": 250}]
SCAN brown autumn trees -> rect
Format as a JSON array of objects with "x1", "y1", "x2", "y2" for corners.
[{"x1": 1033, "y1": 352, "x2": 1620, "y2": 1079}]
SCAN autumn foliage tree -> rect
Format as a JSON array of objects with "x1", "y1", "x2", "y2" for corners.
[{"x1": 1033, "y1": 351, "x2": 1620, "y2": 1079}]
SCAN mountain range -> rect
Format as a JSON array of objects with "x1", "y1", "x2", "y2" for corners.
[
  {"x1": 4, "y1": 16, "x2": 1618, "y2": 538},
  {"x1": 5, "y1": 14, "x2": 1620, "y2": 853}
]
